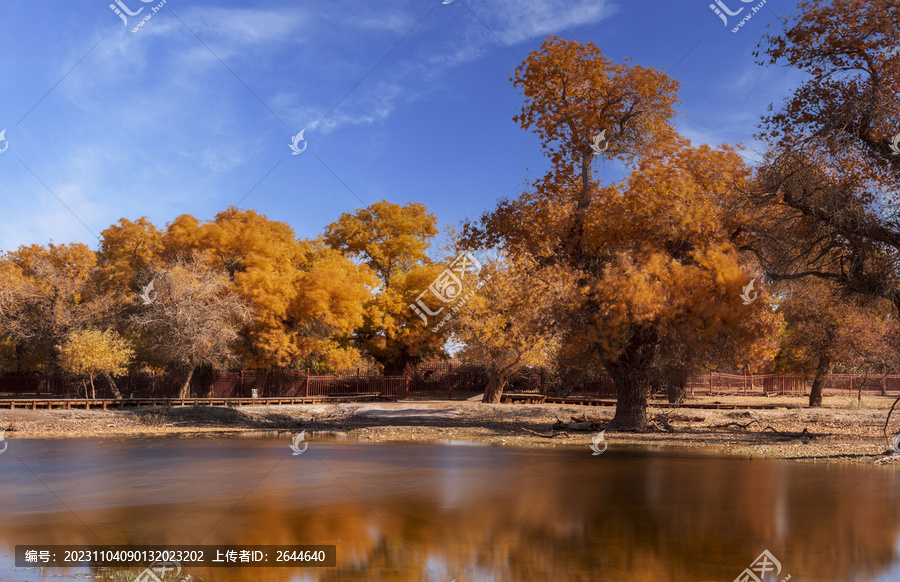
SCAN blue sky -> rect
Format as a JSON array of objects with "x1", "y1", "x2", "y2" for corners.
[{"x1": 0, "y1": 0, "x2": 802, "y2": 253}]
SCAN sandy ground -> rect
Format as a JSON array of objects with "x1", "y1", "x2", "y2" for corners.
[{"x1": 2, "y1": 394, "x2": 900, "y2": 464}]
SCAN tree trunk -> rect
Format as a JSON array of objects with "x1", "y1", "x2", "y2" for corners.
[
  {"x1": 605, "y1": 325, "x2": 658, "y2": 430},
  {"x1": 809, "y1": 353, "x2": 830, "y2": 407},
  {"x1": 103, "y1": 372, "x2": 123, "y2": 399},
  {"x1": 89, "y1": 374, "x2": 96, "y2": 400},
  {"x1": 384, "y1": 359, "x2": 409, "y2": 376},
  {"x1": 667, "y1": 381, "x2": 686, "y2": 404},
  {"x1": 483, "y1": 369, "x2": 507, "y2": 404},
  {"x1": 178, "y1": 366, "x2": 196, "y2": 399},
  {"x1": 666, "y1": 367, "x2": 689, "y2": 404},
  {"x1": 195, "y1": 364, "x2": 217, "y2": 397},
  {"x1": 555, "y1": 368, "x2": 586, "y2": 397},
  {"x1": 607, "y1": 371, "x2": 652, "y2": 429}
]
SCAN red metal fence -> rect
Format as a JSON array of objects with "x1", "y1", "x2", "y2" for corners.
[
  {"x1": 1, "y1": 366, "x2": 899, "y2": 400},
  {"x1": 688, "y1": 372, "x2": 900, "y2": 397}
]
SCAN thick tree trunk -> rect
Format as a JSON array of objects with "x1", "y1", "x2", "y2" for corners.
[
  {"x1": 555, "y1": 368, "x2": 586, "y2": 397},
  {"x1": 195, "y1": 364, "x2": 217, "y2": 397},
  {"x1": 607, "y1": 371, "x2": 652, "y2": 429},
  {"x1": 667, "y1": 381, "x2": 686, "y2": 404},
  {"x1": 605, "y1": 326, "x2": 658, "y2": 430},
  {"x1": 666, "y1": 367, "x2": 689, "y2": 404},
  {"x1": 384, "y1": 360, "x2": 409, "y2": 376},
  {"x1": 809, "y1": 354, "x2": 830, "y2": 407},
  {"x1": 89, "y1": 375, "x2": 96, "y2": 400},
  {"x1": 483, "y1": 369, "x2": 507, "y2": 404},
  {"x1": 178, "y1": 366, "x2": 196, "y2": 399},
  {"x1": 103, "y1": 372, "x2": 123, "y2": 399}
]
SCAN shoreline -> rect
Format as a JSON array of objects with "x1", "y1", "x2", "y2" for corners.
[{"x1": 2, "y1": 396, "x2": 899, "y2": 464}]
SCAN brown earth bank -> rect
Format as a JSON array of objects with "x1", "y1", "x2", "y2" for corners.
[{"x1": 3, "y1": 394, "x2": 900, "y2": 464}]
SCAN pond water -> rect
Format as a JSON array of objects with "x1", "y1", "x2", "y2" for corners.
[{"x1": 1, "y1": 436, "x2": 899, "y2": 581}]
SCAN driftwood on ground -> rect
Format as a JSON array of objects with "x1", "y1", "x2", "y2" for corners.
[
  {"x1": 552, "y1": 415, "x2": 601, "y2": 431},
  {"x1": 520, "y1": 426, "x2": 568, "y2": 438},
  {"x1": 714, "y1": 420, "x2": 761, "y2": 430},
  {"x1": 762, "y1": 426, "x2": 814, "y2": 441},
  {"x1": 706, "y1": 420, "x2": 814, "y2": 442},
  {"x1": 652, "y1": 415, "x2": 674, "y2": 432}
]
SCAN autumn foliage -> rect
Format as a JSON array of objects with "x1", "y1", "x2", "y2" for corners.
[{"x1": 2, "y1": 11, "x2": 900, "y2": 424}]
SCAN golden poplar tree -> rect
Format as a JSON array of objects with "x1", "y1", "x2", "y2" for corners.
[
  {"x1": 325, "y1": 200, "x2": 447, "y2": 374},
  {"x1": 464, "y1": 37, "x2": 772, "y2": 429}
]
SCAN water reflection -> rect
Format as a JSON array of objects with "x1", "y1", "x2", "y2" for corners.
[{"x1": 0, "y1": 439, "x2": 898, "y2": 581}]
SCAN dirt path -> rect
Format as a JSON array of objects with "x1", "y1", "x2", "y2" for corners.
[{"x1": 2, "y1": 395, "x2": 899, "y2": 464}]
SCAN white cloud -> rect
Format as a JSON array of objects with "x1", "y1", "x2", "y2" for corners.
[
  {"x1": 200, "y1": 147, "x2": 246, "y2": 173},
  {"x1": 430, "y1": 0, "x2": 617, "y2": 67},
  {"x1": 483, "y1": 0, "x2": 618, "y2": 45},
  {"x1": 177, "y1": 7, "x2": 309, "y2": 47}
]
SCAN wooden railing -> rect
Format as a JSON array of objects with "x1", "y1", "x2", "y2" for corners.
[{"x1": 1, "y1": 368, "x2": 898, "y2": 400}]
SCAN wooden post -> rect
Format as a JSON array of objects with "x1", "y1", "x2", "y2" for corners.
[
  {"x1": 305, "y1": 368, "x2": 309, "y2": 398},
  {"x1": 849, "y1": 372, "x2": 853, "y2": 396},
  {"x1": 709, "y1": 372, "x2": 713, "y2": 395},
  {"x1": 782, "y1": 373, "x2": 785, "y2": 396},
  {"x1": 883, "y1": 375, "x2": 886, "y2": 396},
  {"x1": 743, "y1": 370, "x2": 747, "y2": 396}
]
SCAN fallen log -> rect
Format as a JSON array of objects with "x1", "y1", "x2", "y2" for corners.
[
  {"x1": 521, "y1": 427, "x2": 566, "y2": 438},
  {"x1": 570, "y1": 413, "x2": 604, "y2": 424},
  {"x1": 553, "y1": 415, "x2": 601, "y2": 431},
  {"x1": 654, "y1": 415, "x2": 675, "y2": 432},
  {"x1": 717, "y1": 420, "x2": 760, "y2": 430},
  {"x1": 762, "y1": 426, "x2": 814, "y2": 442}
]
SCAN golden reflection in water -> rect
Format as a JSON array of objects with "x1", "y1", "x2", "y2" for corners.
[{"x1": 0, "y1": 440, "x2": 899, "y2": 581}]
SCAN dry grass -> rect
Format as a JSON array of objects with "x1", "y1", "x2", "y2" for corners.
[
  {"x1": 1, "y1": 395, "x2": 898, "y2": 463},
  {"x1": 132, "y1": 411, "x2": 170, "y2": 427}
]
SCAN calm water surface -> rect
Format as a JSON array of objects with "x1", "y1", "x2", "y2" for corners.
[{"x1": 1, "y1": 436, "x2": 899, "y2": 581}]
